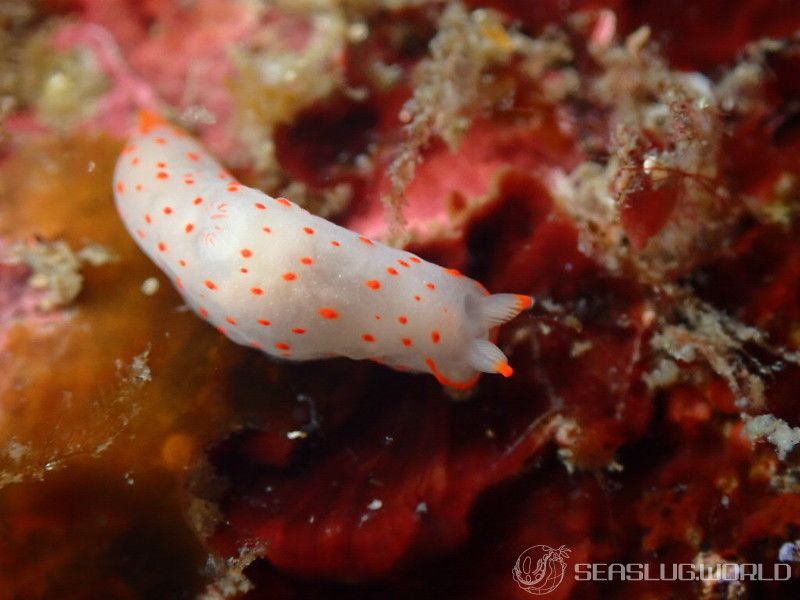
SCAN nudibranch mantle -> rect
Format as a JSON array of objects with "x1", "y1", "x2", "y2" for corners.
[{"x1": 113, "y1": 110, "x2": 533, "y2": 390}]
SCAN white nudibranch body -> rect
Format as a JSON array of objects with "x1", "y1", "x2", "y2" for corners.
[{"x1": 113, "y1": 111, "x2": 533, "y2": 389}]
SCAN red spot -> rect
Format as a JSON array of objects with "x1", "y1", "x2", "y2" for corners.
[
  {"x1": 375, "y1": 315, "x2": 382, "y2": 320},
  {"x1": 155, "y1": 137, "x2": 167, "y2": 145},
  {"x1": 217, "y1": 326, "x2": 228, "y2": 335},
  {"x1": 387, "y1": 267, "x2": 399, "y2": 276},
  {"x1": 227, "y1": 185, "x2": 240, "y2": 192},
  {"x1": 156, "y1": 171, "x2": 169, "y2": 179},
  {"x1": 132, "y1": 157, "x2": 140, "y2": 166},
  {"x1": 277, "y1": 197, "x2": 291, "y2": 206},
  {"x1": 303, "y1": 227, "x2": 315, "y2": 235},
  {"x1": 366, "y1": 280, "x2": 381, "y2": 290},
  {"x1": 255, "y1": 203, "x2": 267, "y2": 210},
  {"x1": 414, "y1": 295, "x2": 421, "y2": 301},
  {"x1": 135, "y1": 184, "x2": 143, "y2": 191},
  {"x1": 362, "y1": 333, "x2": 375, "y2": 343},
  {"x1": 431, "y1": 331, "x2": 441, "y2": 344},
  {"x1": 263, "y1": 227, "x2": 272, "y2": 234},
  {"x1": 187, "y1": 152, "x2": 200, "y2": 161},
  {"x1": 283, "y1": 272, "x2": 297, "y2": 281},
  {"x1": 359, "y1": 236, "x2": 374, "y2": 246},
  {"x1": 144, "y1": 214, "x2": 152, "y2": 224},
  {"x1": 251, "y1": 287, "x2": 264, "y2": 295},
  {"x1": 185, "y1": 223, "x2": 194, "y2": 233},
  {"x1": 275, "y1": 342, "x2": 291, "y2": 351},
  {"x1": 116, "y1": 181, "x2": 125, "y2": 193},
  {"x1": 240, "y1": 267, "x2": 249, "y2": 274},
  {"x1": 446, "y1": 268, "x2": 464, "y2": 277},
  {"x1": 398, "y1": 259, "x2": 410, "y2": 268},
  {"x1": 163, "y1": 206, "x2": 173, "y2": 215},
  {"x1": 158, "y1": 242, "x2": 167, "y2": 252},
  {"x1": 402, "y1": 338, "x2": 412, "y2": 346},
  {"x1": 241, "y1": 248, "x2": 253, "y2": 258},
  {"x1": 136, "y1": 229, "x2": 145, "y2": 239},
  {"x1": 226, "y1": 316, "x2": 238, "y2": 325},
  {"x1": 426, "y1": 282, "x2": 436, "y2": 290},
  {"x1": 496, "y1": 361, "x2": 513, "y2": 377},
  {"x1": 184, "y1": 178, "x2": 195, "y2": 185},
  {"x1": 398, "y1": 315, "x2": 408, "y2": 324},
  {"x1": 179, "y1": 259, "x2": 187, "y2": 267},
  {"x1": 123, "y1": 145, "x2": 136, "y2": 154},
  {"x1": 175, "y1": 277, "x2": 184, "y2": 289},
  {"x1": 292, "y1": 328, "x2": 306, "y2": 334},
  {"x1": 157, "y1": 162, "x2": 167, "y2": 168},
  {"x1": 258, "y1": 319, "x2": 271, "y2": 327},
  {"x1": 319, "y1": 308, "x2": 339, "y2": 319},
  {"x1": 205, "y1": 280, "x2": 217, "y2": 290},
  {"x1": 300, "y1": 257, "x2": 314, "y2": 265},
  {"x1": 331, "y1": 240, "x2": 341, "y2": 247},
  {"x1": 409, "y1": 256, "x2": 422, "y2": 264},
  {"x1": 193, "y1": 197, "x2": 203, "y2": 205},
  {"x1": 199, "y1": 307, "x2": 209, "y2": 318}
]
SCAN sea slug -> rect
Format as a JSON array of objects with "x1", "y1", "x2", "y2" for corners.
[{"x1": 113, "y1": 110, "x2": 533, "y2": 389}]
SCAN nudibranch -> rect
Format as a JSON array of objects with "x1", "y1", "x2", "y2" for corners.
[{"x1": 113, "y1": 110, "x2": 533, "y2": 389}]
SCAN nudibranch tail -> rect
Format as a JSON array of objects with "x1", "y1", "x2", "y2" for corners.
[{"x1": 113, "y1": 111, "x2": 535, "y2": 391}]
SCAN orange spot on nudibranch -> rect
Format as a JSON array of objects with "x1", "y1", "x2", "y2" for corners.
[
  {"x1": 300, "y1": 257, "x2": 313, "y2": 265},
  {"x1": 366, "y1": 280, "x2": 381, "y2": 290},
  {"x1": 398, "y1": 315, "x2": 408, "y2": 324},
  {"x1": 414, "y1": 295, "x2": 421, "y2": 301},
  {"x1": 398, "y1": 259, "x2": 410, "y2": 268},
  {"x1": 185, "y1": 224, "x2": 194, "y2": 233},
  {"x1": 205, "y1": 280, "x2": 217, "y2": 290},
  {"x1": 251, "y1": 287, "x2": 264, "y2": 295},
  {"x1": 137, "y1": 109, "x2": 168, "y2": 134},
  {"x1": 136, "y1": 229, "x2": 145, "y2": 239},
  {"x1": 292, "y1": 328, "x2": 306, "y2": 334},
  {"x1": 187, "y1": 152, "x2": 200, "y2": 161},
  {"x1": 402, "y1": 338, "x2": 412, "y2": 346},
  {"x1": 496, "y1": 361, "x2": 514, "y2": 377},
  {"x1": 194, "y1": 197, "x2": 203, "y2": 205},
  {"x1": 359, "y1": 236, "x2": 374, "y2": 246},
  {"x1": 516, "y1": 294, "x2": 534, "y2": 310},
  {"x1": 362, "y1": 333, "x2": 375, "y2": 342},
  {"x1": 277, "y1": 198, "x2": 291, "y2": 207},
  {"x1": 156, "y1": 171, "x2": 169, "y2": 179},
  {"x1": 426, "y1": 282, "x2": 436, "y2": 290},
  {"x1": 227, "y1": 185, "x2": 239, "y2": 192},
  {"x1": 240, "y1": 267, "x2": 248, "y2": 274},
  {"x1": 157, "y1": 162, "x2": 167, "y2": 168},
  {"x1": 303, "y1": 227, "x2": 315, "y2": 235},
  {"x1": 409, "y1": 256, "x2": 422, "y2": 264},
  {"x1": 116, "y1": 181, "x2": 125, "y2": 193},
  {"x1": 163, "y1": 206, "x2": 173, "y2": 214},
  {"x1": 446, "y1": 268, "x2": 465, "y2": 277},
  {"x1": 226, "y1": 316, "x2": 238, "y2": 325},
  {"x1": 275, "y1": 342, "x2": 291, "y2": 350},
  {"x1": 262, "y1": 227, "x2": 272, "y2": 234},
  {"x1": 387, "y1": 267, "x2": 399, "y2": 276},
  {"x1": 258, "y1": 319, "x2": 271, "y2": 326},
  {"x1": 158, "y1": 242, "x2": 167, "y2": 252},
  {"x1": 240, "y1": 248, "x2": 253, "y2": 258},
  {"x1": 155, "y1": 137, "x2": 167, "y2": 145},
  {"x1": 135, "y1": 184, "x2": 143, "y2": 191},
  {"x1": 199, "y1": 307, "x2": 209, "y2": 318},
  {"x1": 179, "y1": 259, "x2": 187, "y2": 267},
  {"x1": 282, "y1": 272, "x2": 297, "y2": 281},
  {"x1": 431, "y1": 331, "x2": 441, "y2": 344},
  {"x1": 254, "y1": 203, "x2": 267, "y2": 210},
  {"x1": 319, "y1": 308, "x2": 339, "y2": 319},
  {"x1": 144, "y1": 214, "x2": 152, "y2": 224}
]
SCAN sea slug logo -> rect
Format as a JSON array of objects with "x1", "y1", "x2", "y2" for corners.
[{"x1": 512, "y1": 544, "x2": 571, "y2": 595}]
